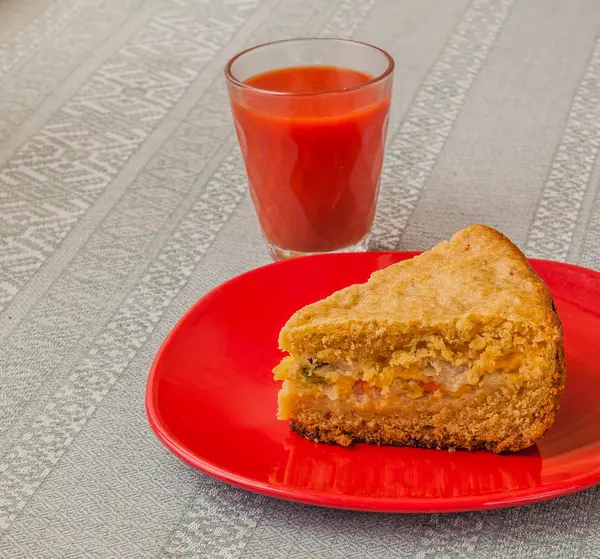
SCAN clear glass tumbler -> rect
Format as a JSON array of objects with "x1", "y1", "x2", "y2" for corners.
[{"x1": 225, "y1": 38, "x2": 394, "y2": 260}]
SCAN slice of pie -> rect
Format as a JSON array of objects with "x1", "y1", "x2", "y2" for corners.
[{"x1": 274, "y1": 225, "x2": 565, "y2": 453}]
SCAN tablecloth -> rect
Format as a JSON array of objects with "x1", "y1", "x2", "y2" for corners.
[{"x1": 1, "y1": 0, "x2": 599, "y2": 556}]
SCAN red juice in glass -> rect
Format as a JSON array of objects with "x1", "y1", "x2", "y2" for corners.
[{"x1": 226, "y1": 39, "x2": 394, "y2": 259}]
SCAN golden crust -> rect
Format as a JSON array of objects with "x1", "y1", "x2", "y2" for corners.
[{"x1": 279, "y1": 224, "x2": 562, "y2": 361}]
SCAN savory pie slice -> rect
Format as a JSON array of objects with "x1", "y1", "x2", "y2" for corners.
[{"x1": 274, "y1": 225, "x2": 565, "y2": 453}]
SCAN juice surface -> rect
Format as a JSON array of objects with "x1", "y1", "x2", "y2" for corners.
[
  {"x1": 245, "y1": 65, "x2": 372, "y2": 92},
  {"x1": 231, "y1": 65, "x2": 391, "y2": 252}
]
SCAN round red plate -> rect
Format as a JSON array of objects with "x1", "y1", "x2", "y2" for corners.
[{"x1": 146, "y1": 252, "x2": 600, "y2": 513}]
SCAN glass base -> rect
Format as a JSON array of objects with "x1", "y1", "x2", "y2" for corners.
[{"x1": 267, "y1": 234, "x2": 371, "y2": 261}]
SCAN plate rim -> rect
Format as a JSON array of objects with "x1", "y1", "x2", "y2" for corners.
[{"x1": 145, "y1": 252, "x2": 600, "y2": 513}]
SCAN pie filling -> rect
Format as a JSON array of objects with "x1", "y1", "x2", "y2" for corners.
[{"x1": 274, "y1": 351, "x2": 529, "y2": 417}]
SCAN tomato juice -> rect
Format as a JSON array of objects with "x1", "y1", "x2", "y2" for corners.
[{"x1": 229, "y1": 65, "x2": 392, "y2": 253}]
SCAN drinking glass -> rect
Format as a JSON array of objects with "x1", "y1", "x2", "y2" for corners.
[{"x1": 225, "y1": 38, "x2": 394, "y2": 260}]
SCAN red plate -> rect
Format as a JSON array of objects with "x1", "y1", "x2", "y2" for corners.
[{"x1": 146, "y1": 252, "x2": 600, "y2": 513}]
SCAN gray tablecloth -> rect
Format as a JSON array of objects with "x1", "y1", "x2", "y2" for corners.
[{"x1": 1, "y1": 0, "x2": 599, "y2": 557}]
